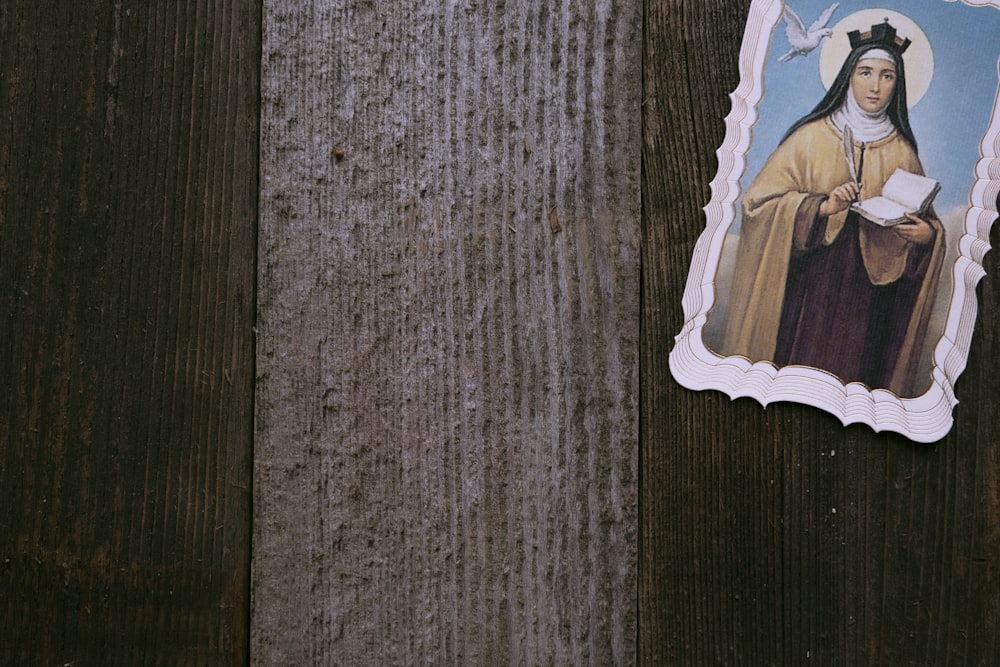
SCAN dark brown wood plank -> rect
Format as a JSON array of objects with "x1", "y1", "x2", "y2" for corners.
[
  {"x1": 642, "y1": 1, "x2": 1000, "y2": 664},
  {"x1": 0, "y1": 1, "x2": 259, "y2": 664}
]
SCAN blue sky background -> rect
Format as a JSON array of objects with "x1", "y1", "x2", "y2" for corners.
[{"x1": 743, "y1": 1, "x2": 1000, "y2": 226}]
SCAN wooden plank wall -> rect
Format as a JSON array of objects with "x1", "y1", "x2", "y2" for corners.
[
  {"x1": 643, "y1": 2, "x2": 1000, "y2": 665},
  {"x1": 7, "y1": 1, "x2": 1000, "y2": 664},
  {"x1": 0, "y1": 1, "x2": 259, "y2": 664},
  {"x1": 252, "y1": 1, "x2": 640, "y2": 664}
]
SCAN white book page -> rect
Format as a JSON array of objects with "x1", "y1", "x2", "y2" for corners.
[
  {"x1": 882, "y1": 169, "x2": 933, "y2": 210},
  {"x1": 857, "y1": 196, "x2": 907, "y2": 221}
]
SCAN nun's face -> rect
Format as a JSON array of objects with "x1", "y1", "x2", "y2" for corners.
[{"x1": 851, "y1": 58, "x2": 897, "y2": 114}]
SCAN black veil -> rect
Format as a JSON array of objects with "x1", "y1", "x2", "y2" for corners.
[{"x1": 779, "y1": 43, "x2": 916, "y2": 152}]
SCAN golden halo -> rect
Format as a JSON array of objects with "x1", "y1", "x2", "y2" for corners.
[{"x1": 819, "y1": 9, "x2": 934, "y2": 108}]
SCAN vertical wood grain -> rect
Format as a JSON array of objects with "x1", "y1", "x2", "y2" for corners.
[
  {"x1": 0, "y1": 2, "x2": 259, "y2": 664},
  {"x1": 642, "y1": 1, "x2": 1000, "y2": 664},
  {"x1": 253, "y1": 1, "x2": 640, "y2": 664}
]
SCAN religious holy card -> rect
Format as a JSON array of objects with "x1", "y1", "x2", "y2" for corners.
[{"x1": 670, "y1": 0, "x2": 1000, "y2": 442}]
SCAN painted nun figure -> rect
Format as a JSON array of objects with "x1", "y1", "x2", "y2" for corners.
[{"x1": 721, "y1": 20, "x2": 944, "y2": 397}]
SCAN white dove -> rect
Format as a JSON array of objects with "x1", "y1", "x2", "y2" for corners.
[{"x1": 778, "y1": 3, "x2": 839, "y2": 62}]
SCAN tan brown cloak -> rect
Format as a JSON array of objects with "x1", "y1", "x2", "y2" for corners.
[{"x1": 720, "y1": 118, "x2": 944, "y2": 396}]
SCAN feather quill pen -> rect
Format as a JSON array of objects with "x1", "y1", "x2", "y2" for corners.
[{"x1": 842, "y1": 124, "x2": 857, "y2": 183}]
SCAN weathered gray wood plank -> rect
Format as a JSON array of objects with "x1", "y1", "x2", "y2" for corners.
[{"x1": 254, "y1": 1, "x2": 640, "y2": 664}]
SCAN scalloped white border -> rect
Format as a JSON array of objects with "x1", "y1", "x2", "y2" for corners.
[{"x1": 669, "y1": 0, "x2": 1000, "y2": 442}]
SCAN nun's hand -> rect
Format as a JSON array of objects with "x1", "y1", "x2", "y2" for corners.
[
  {"x1": 819, "y1": 181, "x2": 862, "y2": 217},
  {"x1": 893, "y1": 214, "x2": 935, "y2": 245}
]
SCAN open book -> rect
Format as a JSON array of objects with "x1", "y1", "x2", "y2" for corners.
[{"x1": 851, "y1": 168, "x2": 940, "y2": 227}]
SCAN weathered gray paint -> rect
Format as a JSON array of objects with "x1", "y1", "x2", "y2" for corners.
[{"x1": 253, "y1": 2, "x2": 640, "y2": 664}]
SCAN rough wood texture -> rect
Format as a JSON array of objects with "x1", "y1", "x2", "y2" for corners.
[
  {"x1": 0, "y1": 2, "x2": 258, "y2": 664},
  {"x1": 254, "y1": 1, "x2": 640, "y2": 664},
  {"x1": 643, "y1": 1, "x2": 1000, "y2": 664}
]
